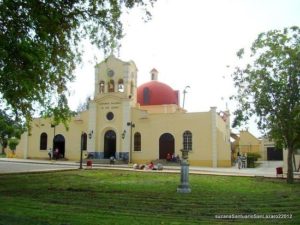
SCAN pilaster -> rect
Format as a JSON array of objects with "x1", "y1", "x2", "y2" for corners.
[
  {"x1": 87, "y1": 102, "x2": 97, "y2": 152},
  {"x1": 211, "y1": 106, "x2": 217, "y2": 168}
]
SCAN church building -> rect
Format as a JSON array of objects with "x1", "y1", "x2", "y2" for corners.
[{"x1": 16, "y1": 55, "x2": 231, "y2": 167}]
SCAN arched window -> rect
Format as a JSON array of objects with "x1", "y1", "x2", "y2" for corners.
[
  {"x1": 108, "y1": 80, "x2": 115, "y2": 92},
  {"x1": 143, "y1": 87, "x2": 150, "y2": 104},
  {"x1": 81, "y1": 133, "x2": 87, "y2": 151},
  {"x1": 134, "y1": 132, "x2": 141, "y2": 151},
  {"x1": 118, "y1": 79, "x2": 124, "y2": 92},
  {"x1": 40, "y1": 132, "x2": 47, "y2": 150},
  {"x1": 99, "y1": 81, "x2": 105, "y2": 93},
  {"x1": 183, "y1": 131, "x2": 192, "y2": 151}
]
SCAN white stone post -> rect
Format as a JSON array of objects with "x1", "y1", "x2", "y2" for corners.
[{"x1": 177, "y1": 149, "x2": 191, "y2": 193}]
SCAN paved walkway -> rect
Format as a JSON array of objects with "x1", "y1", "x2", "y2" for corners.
[{"x1": 0, "y1": 158, "x2": 284, "y2": 178}]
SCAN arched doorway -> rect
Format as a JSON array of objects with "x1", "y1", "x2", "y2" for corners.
[
  {"x1": 159, "y1": 133, "x2": 175, "y2": 159},
  {"x1": 104, "y1": 130, "x2": 116, "y2": 158},
  {"x1": 53, "y1": 134, "x2": 65, "y2": 158}
]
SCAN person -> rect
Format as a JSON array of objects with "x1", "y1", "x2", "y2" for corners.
[
  {"x1": 156, "y1": 163, "x2": 163, "y2": 170},
  {"x1": 48, "y1": 148, "x2": 52, "y2": 160},
  {"x1": 133, "y1": 163, "x2": 139, "y2": 169},
  {"x1": 139, "y1": 164, "x2": 146, "y2": 170},
  {"x1": 241, "y1": 154, "x2": 247, "y2": 168},
  {"x1": 54, "y1": 148, "x2": 59, "y2": 160},
  {"x1": 110, "y1": 156, "x2": 115, "y2": 165},
  {"x1": 176, "y1": 154, "x2": 181, "y2": 163},
  {"x1": 237, "y1": 152, "x2": 242, "y2": 169},
  {"x1": 171, "y1": 153, "x2": 176, "y2": 162},
  {"x1": 87, "y1": 152, "x2": 94, "y2": 159},
  {"x1": 147, "y1": 161, "x2": 154, "y2": 170},
  {"x1": 166, "y1": 153, "x2": 171, "y2": 161}
]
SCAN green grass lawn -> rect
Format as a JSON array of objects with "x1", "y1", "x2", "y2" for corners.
[{"x1": 0, "y1": 169, "x2": 299, "y2": 225}]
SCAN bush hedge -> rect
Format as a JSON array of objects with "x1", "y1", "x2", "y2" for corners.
[{"x1": 247, "y1": 152, "x2": 261, "y2": 168}]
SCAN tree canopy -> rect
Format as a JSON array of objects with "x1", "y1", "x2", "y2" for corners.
[
  {"x1": 231, "y1": 26, "x2": 300, "y2": 183},
  {"x1": 0, "y1": 0, "x2": 155, "y2": 128}
]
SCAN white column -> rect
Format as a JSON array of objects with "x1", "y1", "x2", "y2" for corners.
[
  {"x1": 210, "y1": 107, "x2": 217, "y2": 168},
  {"x1": 122, "y1": 100, "x2": 131, "y2": 160}
]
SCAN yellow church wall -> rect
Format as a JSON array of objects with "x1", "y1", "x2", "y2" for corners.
[
  {"x1": 129, "y1": 107, "x2": 231, "y2": 167},
  {"x1": 64, "y1": 111, "x2": 89, "y2": 160},
  {"x1": 131, "y1": 109, "x2": 214, "y2": 163},
  {"x1": 91, "y1": 96, "x2": 132, "y2": 157},
  {"x1": 237, "y1": 130, "x2": 261, "y2": 155},
  {"x1": 138, "y1": 104, "x2": 179, "y2": 114},
  {"x1": 216, "y1": 129, "x2": 231, "y2": 167},
  {"x1": 16, "y1": 111, "x2": 89, "y2": 161}
]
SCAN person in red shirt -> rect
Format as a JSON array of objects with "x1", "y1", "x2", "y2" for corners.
[
  {"x1": 166, "y1": 153, "x2": 171, "y2": 161},
  {"x1": 147, "y1": 161, "x2": 154, "y2": 170}
]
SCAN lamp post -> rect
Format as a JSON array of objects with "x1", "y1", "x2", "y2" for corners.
[
  {"x1": 182, "y1": 85, "x2": 190, "y2": 109},
  {"x1": 127, "y1": 122, "x2": 135, "y2": 163}
]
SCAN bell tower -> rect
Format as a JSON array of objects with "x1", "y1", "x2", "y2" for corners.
[
  {"x1": 94, "y1": 54, "x2": 138, "y2": 103},
  {"x1": 87, "y1": 55, "x2": 138, "y2": 160}
]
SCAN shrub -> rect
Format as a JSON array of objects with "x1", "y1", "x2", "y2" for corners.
[
  {"x1": 247, "y1": 152, "x2": 261, "y2": 168},
  {"x1": 8, "y1": 138, "x2": 19, "y2": 151}
]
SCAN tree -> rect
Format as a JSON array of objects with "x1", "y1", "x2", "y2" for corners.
[
  {"x1": 231, "y1": 26, "x2": 300, "y2": 184},
  {"x1": 76, "y1": 96, "x2": 91, "y2": 113},
  {"x1": 8, "y1": 138, "x2": 19, "y2": 152},
  {"x1": 0, "y1": 108, "x2": 24, "y2": 154},
  {"x1": 0, "y1": 0, "x2": 155, "y2": 127}
]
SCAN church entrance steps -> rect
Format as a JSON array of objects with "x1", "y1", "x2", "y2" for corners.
[
  {"x1": 82, "y1": 159, "x2": 127, "y2": 165},
  {"x1": 153, "y1": 159, "x2": 180, "y2": 166}
]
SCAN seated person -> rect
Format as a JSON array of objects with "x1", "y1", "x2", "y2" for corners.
[
  {"x1": 176, "y1": 154, "x2": 180, "y2": 163},
  {"x1": 156, "y1": 163, "x2": 163, "y2": 170},
  {"x1": 109, "y1": 156, "x2": 115, "y2": 164},
  {"x1": 147, "y1": 161, "x2": 154, "y2": 170},
  {"x1": 166, "y1": 153, "x2": 172, "y2": 161},
  {"x1": 133, "y1": 163, "x2": 139, "y2": 169},
  {"x1": 139, "y1": 164, "x2": 145, "y2": 170},
  {"x1": 171, "y1": 154, "x2": 177, "y2": 162}
]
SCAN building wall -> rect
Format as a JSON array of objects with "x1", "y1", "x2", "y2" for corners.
[
  {"x1": 138, "y1": 104, "x2": 180, "y2": 114},
  {"x1": 260, "y1": 138, "x2": 274, "y2": 160},
  {"x1": 131, "y1": 108, "x2": 231, "y2": 166},
  {"x1": 215, "y1": 111, "x2": 231, "y2": 167},
  {"x1": 16, "y1": 111, "x2": 89, "y2": 161},
  {"x1": 238, "y1": 130, "x2": 261, "y2": 154},
  {"x1": 16, "y1": 103, "x2": 231, "y2": 167},
  {"x1": 216, "y1": 129, "x2": 231, "y2": 167},
  {"x1": 283, "y1": 149, "x2": 300, "y2": 172}
]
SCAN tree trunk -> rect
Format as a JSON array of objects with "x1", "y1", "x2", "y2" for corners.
[{"x1": 287, "y1": 147, "x2": 294, "y2": 184}]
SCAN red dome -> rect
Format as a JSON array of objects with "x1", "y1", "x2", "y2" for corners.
[{"x1": 137, "y1": 81, "x2": 179, "y2": 106}]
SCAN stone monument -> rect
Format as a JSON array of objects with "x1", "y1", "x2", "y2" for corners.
[{"x1": 177, "y1": 148, "x2": 191, "y2": 193}]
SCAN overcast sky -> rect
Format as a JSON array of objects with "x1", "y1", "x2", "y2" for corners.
[{"x1": 68, "y1": 0, "x2": 300, "y2": 137}]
